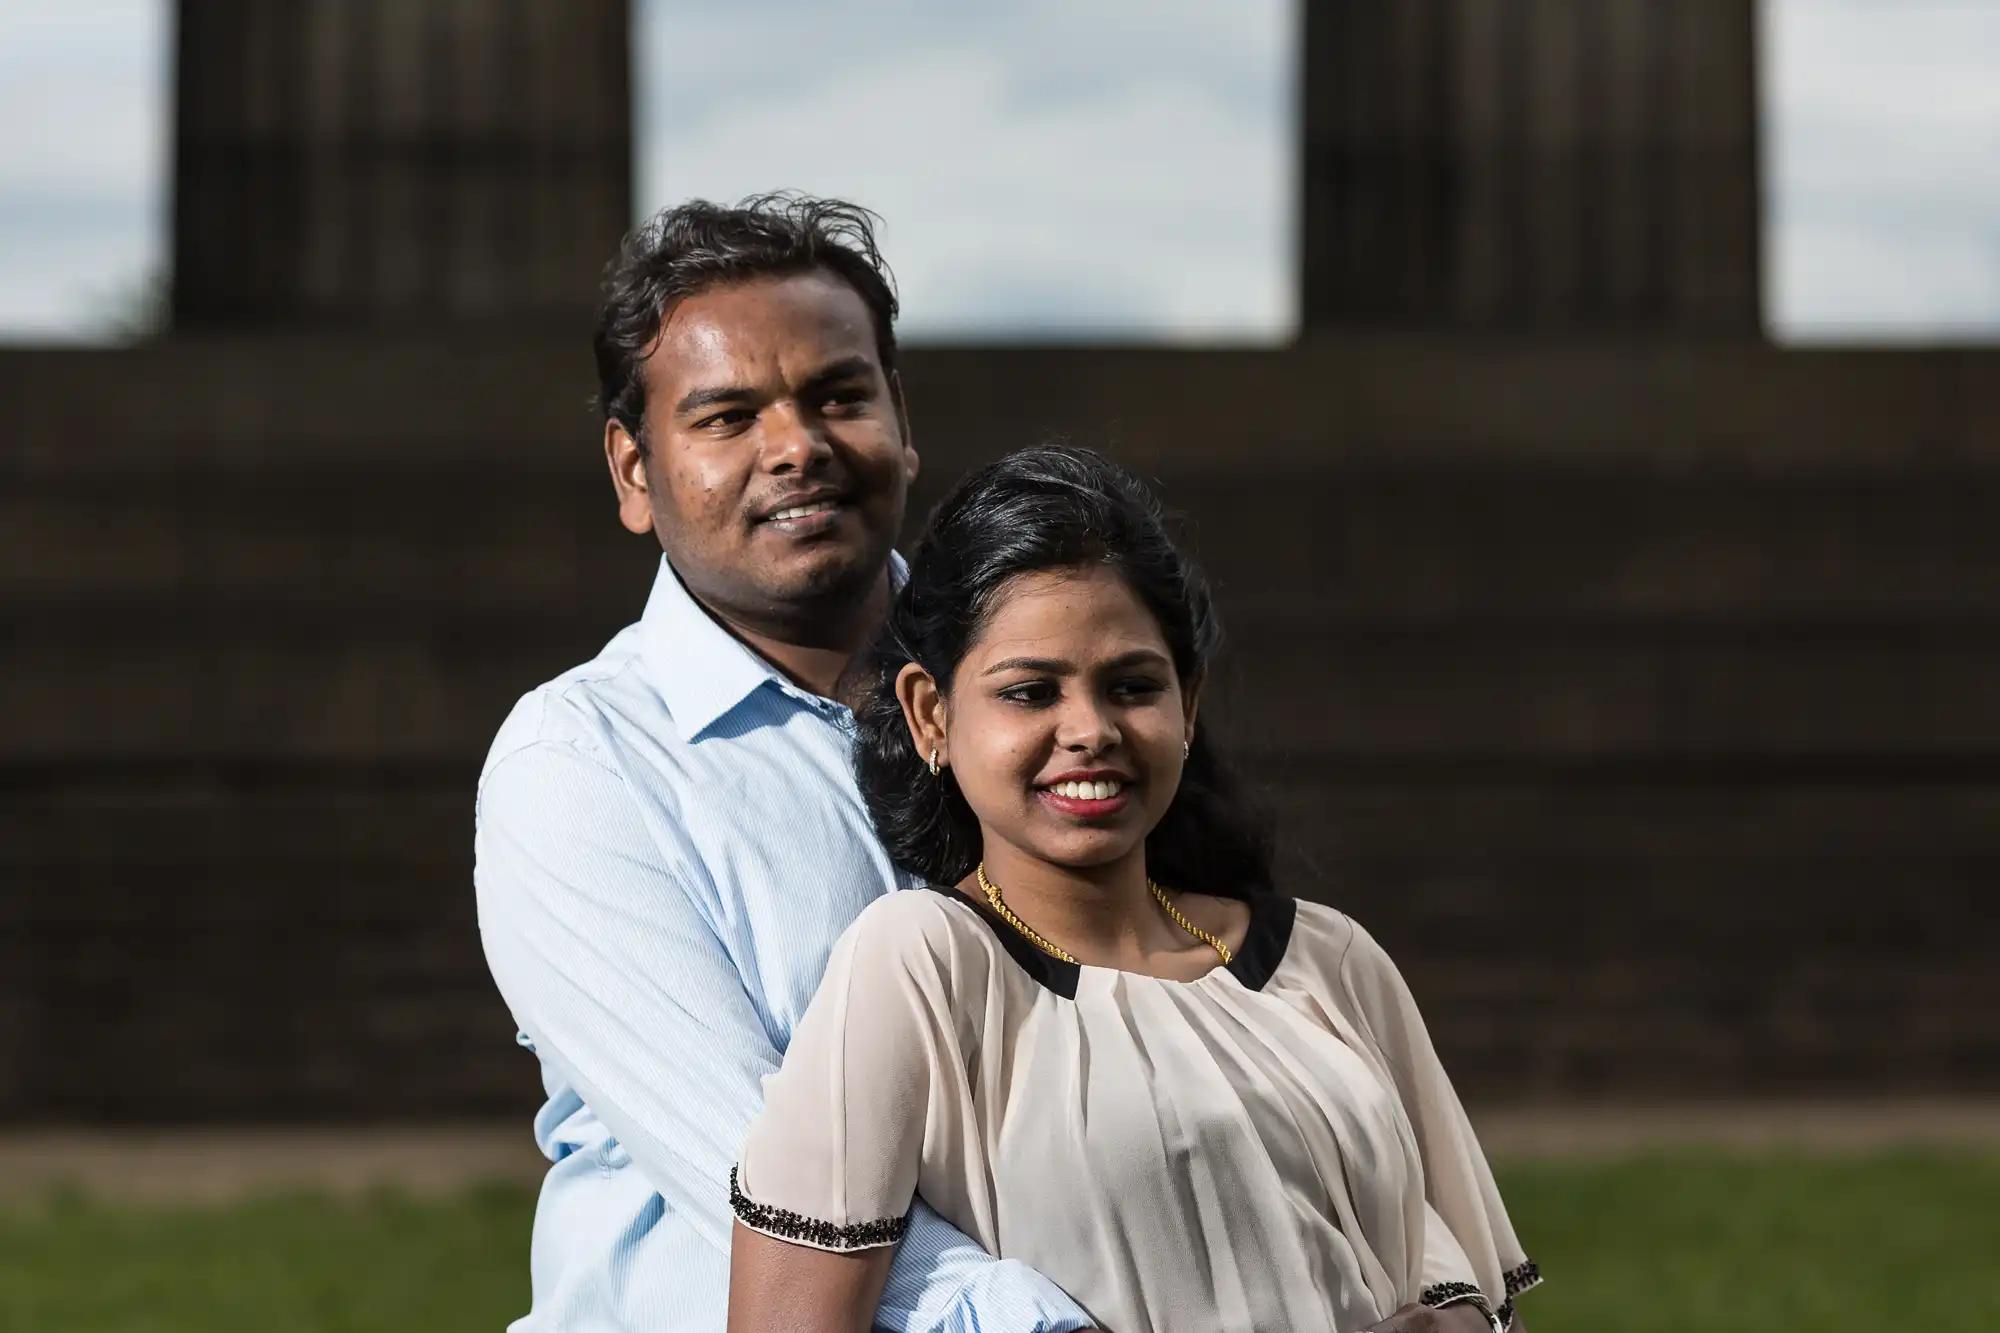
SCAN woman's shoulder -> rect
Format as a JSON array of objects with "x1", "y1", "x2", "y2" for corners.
[
  {"x1": 852, "y1": 882, "x2": 990, "y2": 930},
  {"x1": 1286, "y1": 897, "x2": 1363, "y2": 954},
  {"x1": 828, "y1": 888, "x2": 1015, "y2": 1041},
  {"x1": 840, "y1": 885, "x2": 1005, "y2": 973},
  {"x1": 1277, "y1": 899, "x2": 1406, "y2": 988}
]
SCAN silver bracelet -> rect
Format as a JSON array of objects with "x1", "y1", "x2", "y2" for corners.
[{"x1": 1418, "y1": 1281, "x2": 1504, "y2": 1332}]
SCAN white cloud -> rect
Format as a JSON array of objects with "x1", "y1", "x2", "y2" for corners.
[
  {"x1": 0, "y1": 0, "x2": 169, "y2": 342},
  {"x1": 1775, "y1": 222, "x2": 2000, "y2": 337},
  {"x1": 634, "y1": 0, "x2": 1297, "y2": 343},
  {"x1": 1764, "y1": 0, "x2": 2000, "y2": 342},
  {"x1": 9, "y1": 0, "x2": 1989, "y2": 346}
]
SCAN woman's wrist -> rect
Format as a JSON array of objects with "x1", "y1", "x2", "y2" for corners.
[
  {"x1": 1357, "y1": 1296, "x2": 1503, "y2": 1332},
  {"x1": 1419, "y1": 1282, "x2": 1504, "y2": 1332}
]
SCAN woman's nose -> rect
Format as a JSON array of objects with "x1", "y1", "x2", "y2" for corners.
[{"x1": 1056, "y1": 700, "x2": 1119, "y2": 752}]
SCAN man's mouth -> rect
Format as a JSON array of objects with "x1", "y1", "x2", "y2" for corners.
[
  {"x1": 765, "y1": 499, "x2": 841, "y2": 523},
  {"x1": 758, "y1": 495, "x2": 849, "y2": 535}
]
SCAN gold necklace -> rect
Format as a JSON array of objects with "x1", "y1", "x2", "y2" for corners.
[
  {"x1": 1151, "y1": 882, "x2": 1235, "y2": 965},
  {"x1": 975, "y1": 863, "x2": 1234, "y2": 967}
]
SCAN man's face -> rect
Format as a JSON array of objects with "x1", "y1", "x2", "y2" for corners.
[{"x1": 607, "y1": 270, "x2": 918, "y2": 626}]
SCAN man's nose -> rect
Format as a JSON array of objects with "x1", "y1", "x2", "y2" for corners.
[{"x1": 761, "y1": 402, "x2": 831, "y2": 474}]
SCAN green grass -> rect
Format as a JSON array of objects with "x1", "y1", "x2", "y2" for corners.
[
  {"x1": 1, "y1": 1154, "x2": 1995, "y2": 1332},
  {"x1": 0, "y1": 1182, "x2": 534, "y2": 1333},
  {"x1": 1497, "y1": 1152, "x2": 2000, "y2": 1333}
]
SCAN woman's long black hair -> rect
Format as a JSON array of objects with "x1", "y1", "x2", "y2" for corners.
[{"x1": 851, "y1": 444, "x2": 1276, "y2": 898}]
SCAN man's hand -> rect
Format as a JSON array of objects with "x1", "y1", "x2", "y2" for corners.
[{"x1": 1356, "y1": 1301, "x2": 1497, "y2": 1333}]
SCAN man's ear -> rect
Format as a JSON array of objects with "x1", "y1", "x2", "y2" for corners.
[
  {"x1": 889, "y1": 369, "x2": 919, "y2": 484},
  {"x1": 895, "y1": 662, "x2": 947, "y2": 768},
  {"x1": 605, "y1": 419, "x2": 655, "y2": 536}
]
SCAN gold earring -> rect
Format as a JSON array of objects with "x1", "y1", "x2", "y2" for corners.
[
  {"x1": 928, "y1": 747, "x2": 940, "y2": 777},
  {"x1": 1183, "y1": 739, "x2": 1191, "y2": 759}
]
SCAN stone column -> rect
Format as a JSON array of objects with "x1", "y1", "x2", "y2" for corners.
[
  {"x1": 1302, "y1": 0, "x2": 1761, "y2": 332},
  {"x1": 172, "y1": 0, "x2": 631, "y2": 327}
]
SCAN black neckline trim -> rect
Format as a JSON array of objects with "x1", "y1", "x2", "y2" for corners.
[{"x1": 926, "y1": 883, "x2": 1296, "y2": 1001}]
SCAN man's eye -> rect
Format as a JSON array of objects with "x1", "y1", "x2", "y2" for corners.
[{"x1": 697, "y1": 409, "x2": 752, "y2": 430}]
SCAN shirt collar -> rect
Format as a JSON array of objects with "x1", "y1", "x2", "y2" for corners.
[{"x1": 637, "y1": 551, "x2": 906, "y2": 742}]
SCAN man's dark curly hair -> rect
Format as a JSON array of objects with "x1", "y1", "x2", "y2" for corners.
[
  {"x1": 852, "y1": 444, "x2": 1276, "y2": 899},
  {"x1": 593, "y1": 192, "x2": 901, "y2": 451}
]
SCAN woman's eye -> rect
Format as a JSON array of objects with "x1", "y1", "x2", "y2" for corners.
[
  {"x1": 1111, "y1": 678, "x2": 1166, "y2": 700},
  {"x1": 998, "y1": 681, "x2": 1057, "y2": 705}
]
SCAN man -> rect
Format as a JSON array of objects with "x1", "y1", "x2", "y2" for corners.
[{"x1": 474, "y1": 196, "x2": 1096, "y2": 1332}]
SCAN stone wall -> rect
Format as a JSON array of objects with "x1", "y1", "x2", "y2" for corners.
[{"x1": 3, "y1": 336, "x2": 1995, "y2": 1118}]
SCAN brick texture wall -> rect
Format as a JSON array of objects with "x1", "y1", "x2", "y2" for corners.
[{"x1": 3, "y1": 336, "x2": 1995, "y2": 1119}]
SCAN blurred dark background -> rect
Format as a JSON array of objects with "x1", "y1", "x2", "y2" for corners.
[{"x1": 1, "y1": 0, "x2": 1994, "y2": 1124}]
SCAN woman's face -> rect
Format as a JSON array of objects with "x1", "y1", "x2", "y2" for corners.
[{"x1": 922, "y1": 565, "x2": 1198, "y2": 874}]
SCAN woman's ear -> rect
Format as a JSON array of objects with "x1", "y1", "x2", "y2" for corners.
[
  {"x1": 895, "y1": 662, "x2": 949, "y2": 769},
  {"x1": 1181, "y1": 668, "x2": 1204, "y2": 747}
]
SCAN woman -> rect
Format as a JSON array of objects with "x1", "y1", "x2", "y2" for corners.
[{"x1": 727, "y1": 447, "x2": 1541, "y2": 1333}]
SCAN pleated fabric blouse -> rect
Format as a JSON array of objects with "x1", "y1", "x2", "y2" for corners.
[{"x1": 733, "y1": 887, "x2": 1541, "y2": 1333}]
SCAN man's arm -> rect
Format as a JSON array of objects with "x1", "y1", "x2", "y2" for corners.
[{"x1": 474, "y1": 738, "x2": 1095, "y2": 1333}]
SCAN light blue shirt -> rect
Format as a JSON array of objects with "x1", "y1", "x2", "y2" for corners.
[{"x1": 475, "y1": 554, "x2": 1093, "y2": 1333}]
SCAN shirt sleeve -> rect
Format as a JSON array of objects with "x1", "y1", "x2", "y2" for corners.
[
  {"x1": 732, "y1": 894, "x2": 955, "y2": 1249},
  {"x1": 1337, "y1": 918, "x2": 1543, "y2": 1327},
  {"x1": 1418, "y1": 1200, "x2": 1500, "y2": 1327},
  {"x1": 475, "y1": 738, "x2": 1093, "y2": 1333}
]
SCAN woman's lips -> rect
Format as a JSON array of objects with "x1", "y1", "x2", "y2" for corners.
[{"x1": 1037, "y1": 777, "x2": 1133, "y2": 819}]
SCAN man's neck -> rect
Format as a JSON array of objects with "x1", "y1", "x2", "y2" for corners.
[{"x1": 699, "y1": 572, "x2": 891, "y2": 701}]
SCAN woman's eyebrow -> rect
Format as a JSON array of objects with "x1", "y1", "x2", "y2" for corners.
[
  {"x1": 981, "y1": 648, "x2": 1170, "y2": 677},
  {"x1": 981, "y1": 655, "x2": 1070, "y2": 677},
  {"x1": 1097, "y1": 649, "x2": 1171, "y2": 671}
]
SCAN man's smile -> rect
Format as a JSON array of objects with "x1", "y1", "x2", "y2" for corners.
[{"x1": 748, "y1": 485, "x2": 857, "y2": 538}]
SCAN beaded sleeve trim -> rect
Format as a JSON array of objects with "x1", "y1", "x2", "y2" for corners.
[
  {"x1": 1420, "y1": 1282, "x2": 1500, "y2": 1331},
  {"x1": 729, "y1": 1166, "x2": 909, "y2": 1252},
  {"x1": 1421, "y1": 1281, "x2": 1484, "y2": 1308},
  {"x1": 1496, "y1": 1257, "x2": 1544, "y2": 1328}
]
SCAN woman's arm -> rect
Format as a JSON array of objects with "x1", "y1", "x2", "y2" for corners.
[
  {"x1": 728, "y1": 1222, "x2": 896, "y2": 1333},
  {"x1": 1333, "y1": 914, "x2": 1543, "y2": 1329},
  {"x1": 1358, "y1": 1302, "x2": 1507, "y2": 1333},
  {"x1": 722, "y1": 898, "x2": 933, "y2": 1331},
  {"x1": 727, "y1": 895, "x2": 1105, "y2": 1333}
]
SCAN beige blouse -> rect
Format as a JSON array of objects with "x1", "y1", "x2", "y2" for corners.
[{"x1": 734, "y1": 887, "x2": 1541, "y2": 1332}]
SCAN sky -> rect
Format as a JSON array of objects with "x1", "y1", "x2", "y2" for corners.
[
  {"x1": 1763, "y1": 0, "x2": 2000, "y2": 340},
  {"x1": 0, "y1": 0, "x2": 1994, "y2": 344},
  {"x1": 0, "y1": 0, "x2": 169, "y2": 342},
  {"x1": 633, "y1": 0, "x2": 1295, "y2": 342}
]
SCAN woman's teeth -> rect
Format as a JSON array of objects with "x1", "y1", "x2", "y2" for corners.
[
  {"x1": 769, "y1": 500, "x2": 837, "y2": 522},
  {"x1": 1048, "y1": 779, "x2": 1123, "y2": 801}
]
